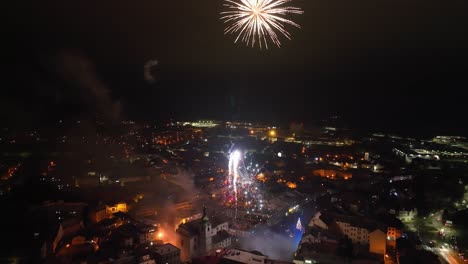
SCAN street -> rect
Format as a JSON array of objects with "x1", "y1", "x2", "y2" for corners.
[{"x1": 404, "y1": 210, "x2": 465, "y2": 264}]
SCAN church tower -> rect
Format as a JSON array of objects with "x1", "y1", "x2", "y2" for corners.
[{"x1": 201, "y1": 206, "x2": 212, "y2": 252}]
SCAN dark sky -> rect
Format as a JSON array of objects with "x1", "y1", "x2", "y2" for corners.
[{"x1": 3, "y1": 0, "x2": 468, "y2": 136}]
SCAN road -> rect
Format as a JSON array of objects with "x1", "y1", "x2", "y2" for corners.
[
  {"x1": 437, "y1": 246, "x2": 464, "y2": 264},
  {"x1": 404, "y1": 210, "x2": 465, "y2": 264}
]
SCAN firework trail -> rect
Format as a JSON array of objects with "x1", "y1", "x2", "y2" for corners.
[
  {"x1": 229, "y1": 150, "x2": 241, "y2": 218},
  {"x1": 227, "y1": 147, "x2": 267, "y2": 221}
]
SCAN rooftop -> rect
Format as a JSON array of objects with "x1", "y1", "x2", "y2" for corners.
[
  {"x1": 151, "y1": 243, "x2": 179, "y2": 255},
  {"x1": 221, "y1": 248, "x2": 267, "y2": 264},
  {"x1": 177, "y1": 215, "x2": 228, "y2": 237},
  {"x1": 213, "y1": 230, "x2": 231, "y2": 244},
  {"x1": 177, "y1": 219, "x2": 203, "y2": 237}
]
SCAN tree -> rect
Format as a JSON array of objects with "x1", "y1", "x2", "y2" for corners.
[{"x1": 296, "y1": 218, "x2": 303, "y2": 231}]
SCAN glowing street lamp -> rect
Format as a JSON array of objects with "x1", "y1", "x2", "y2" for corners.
[{"x1": 269, "y1": 130, "x2": 277, "y2": 137}]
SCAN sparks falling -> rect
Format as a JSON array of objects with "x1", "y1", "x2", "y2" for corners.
[
  {"x1": 226, "y1": 149, "x2": 265, "y2": 221},
  {"x1": 229, "y1": 150, "x2": 241, "y2": 213},
  {"x1": 221, "y1": 0, "x2": 304, "y2": 49}
]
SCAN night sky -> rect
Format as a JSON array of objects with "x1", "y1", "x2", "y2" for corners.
[{"x1": 3, "y1": 0, "x2": 468, "y2": 135}]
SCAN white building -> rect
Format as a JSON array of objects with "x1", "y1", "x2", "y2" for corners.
[
  {"x1": 309, "y1": 212, "x2": 370, "y2": 244},
  {"x1": 335, "y1": 220, "x2": 369, "y2": 245},
  {"x1": 397, "y1": 208, "x2": 418, "y2": 222},
  {"x1": 308, "y1": 212, "x2": 402, "y2": 248},
  {"x1": 176, "y1": 207, "x2": 231, "y2": 262}
]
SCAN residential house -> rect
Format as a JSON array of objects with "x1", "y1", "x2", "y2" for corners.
[
  {"x1": 89, "y1": 204, "x2": 108, "y2": 223},
  {"x1": 138, "y1": 225, "x2": 159, "y2": 244},
  {"x1": 151, "y1": 243, "x2": 181, "y2": 264},
  {"x1": 106, "y1": 202, "x2": 128, "y2": 215},
  {"x1": 368, "y1": 229, "x2": 386, "y2": 255}
]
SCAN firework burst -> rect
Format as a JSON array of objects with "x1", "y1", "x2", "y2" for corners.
[
  {"x1": 226, "y1": 149, "x2": 265, "y2": 220},
  {"x1": 229, "y1": 150, "x2": 241, "y2": 210},
  {"x1": 221, "y1": 0, "x2": 304, "y2": 49}
]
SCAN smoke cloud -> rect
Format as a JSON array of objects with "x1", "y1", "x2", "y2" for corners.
[
  {"x1": 54, "y1": 51, "x2": 122, "y2": 122},
  {"x1": 240, "y1": 228, "x2": 297, "y2": 261},
  {"x1": 144, "y1": 59, "x2": 158, "y2": 84},
  {"x1": 151, "y1": 168, "x2": 200, "y2": 246}
]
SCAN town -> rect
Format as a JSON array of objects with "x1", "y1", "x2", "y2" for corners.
[{"x1": 1, "y1": 119, "x2": 467, "y2": 264}]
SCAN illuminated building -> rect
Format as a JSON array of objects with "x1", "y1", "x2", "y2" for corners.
[
  {"x1": 179, "y1": 213, "x2": 203, "y2": 225},
  {"x1": 396, "y1": 208, "x2": 418, "y2": 222},
  {"x1": 312, "y1": 169, "x2": 352, "y2": 180},
  {"x1": 394, "y1": 145, "x2": 468, "y2": 163},
  {"x1": 138, "y1": 225, "x2": 160, "y2": 244},
  {"x1": 386, "y1": 226, "x2": 401, "y2": 242},
  {"x1": 433, "y1": 136, "x2": 468, "y2": 150},
  {"x1": 368, "y1": 229, "x2": 386, "y2": 255},
  {"x1": 188, "y1": 120, "x2": 219, "y2": 128},
  {"x1": 176, "y1": 207, "x2": 231, "y2": 262},
  {"x1": 335, "y1": 219, "x2": 370, "y2": 245},
  {"x1": 309, "y1": 212, "x2": 403, "y2": 252},
  {"x1": 89, "y1": 204, "x2": 107, "y2": 223},
  {"x1": 106, "y1": 202, "x2": 128, "y2": 215}
]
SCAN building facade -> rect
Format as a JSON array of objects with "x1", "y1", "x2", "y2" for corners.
[
  {"x1": 106, "y1": 202, "x2": 128, "y2": 215},
  {"x1": 176, "y1": 207, "x2": 231, "y2": 262},
  {"x1": 151, "y1": 243, "x2": 180, "y2": 264},
  {"x1": 369, "y1": 229, "x2": 386, "y2": 255},
  {"x1": 335, "y1": 220, "x2": 369, "y2": 245}
]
